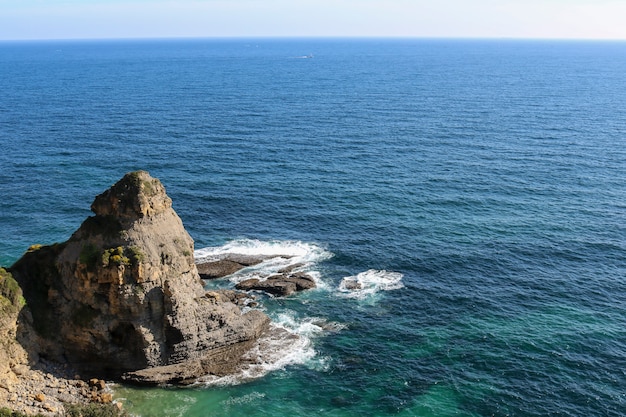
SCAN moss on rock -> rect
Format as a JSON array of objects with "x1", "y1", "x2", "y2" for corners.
[{"x1": 0, "y1": 268, "x2": 23, "y2": 313}]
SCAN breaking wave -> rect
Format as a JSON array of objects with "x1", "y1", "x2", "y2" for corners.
[
  {"x1": 197, "y1": 311, "x2": 340, "y2": 386},
  {"x1": 195, "y1": 238, "x2": 333, "y2": 288},
  {"x1": 195, "y1": 239, "x2": 331, "y2": 265},
  {"x1": 193, "y1": 240, "x2": 402, "y2": 386},
  {"x1": 338, "y1": 269, "x2": 405, "y2": 299}
]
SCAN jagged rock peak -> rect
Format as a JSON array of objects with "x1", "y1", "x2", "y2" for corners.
[
  {"x1": 91, "y1": 170, "x2": 172, "y2": 220},
  {"x1": 10, "y1": 171, "x2": 270, "y2": 384}
]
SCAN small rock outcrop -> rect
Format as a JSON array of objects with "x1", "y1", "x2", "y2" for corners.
[
  {"x1": 10, "y1": 171, "x2": 269, "y2": 384},
  {"x1": 197, "y1": 254, "x2": 317, "y2": 297},
  {"x1": 196, "y1": 255, "x2": 270, "y2": 279},
  {"x1": 235, "y1": 272, "x2": 316, "y2": 297}
]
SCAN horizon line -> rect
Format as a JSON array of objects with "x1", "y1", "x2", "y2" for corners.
[{"x1": 2, "y1": 35, "x2": 626, "y2": 43}]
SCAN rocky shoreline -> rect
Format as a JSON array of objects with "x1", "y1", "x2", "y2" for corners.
[
  {"x1": 2, "y1": 171, "x2": 302, "y2": 415},
  {"x1": 0, "y1": 171, "x2": 326, "y2": 415},
  {"x1": 1, "y1": 366, "x2": 118, "y2": 416}
]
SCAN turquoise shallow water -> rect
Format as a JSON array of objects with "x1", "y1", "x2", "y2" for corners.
[{"x1": 1, "y1": 39, "x2": 625, "y2": 416}]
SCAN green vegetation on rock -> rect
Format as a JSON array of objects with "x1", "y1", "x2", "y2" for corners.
[
  {"x1": 82, "y1": 245, "x2": 146, "y2": 270},
  {"x1": 0, "y1": 407, "x2": 45, "y2": 417},
  {"x1": 27, "y1": 244, "x2": 43, "y2": 252},
  {"x1": 127, "y1": 170, "x2": 157, "y2": 196},
  {"x1": 0, "y1": 268, "x2": 24, "y2": 313},
  {"x1": 0, "y1": 404, "x2": 129, "y2": 417},
  {"x1": 65, "y1": 403, "x2": 129, "y2": 417},
  {"x1": 101, "y1": 246, "x2": 144, "y2": 268},
  {"x1": 101, "y1": 246, "x2": 128, "y2": 267},
  {"x1": 141, "y1": 179, "x2": 156, "y2": 196},
  {"x1": 127, "y1": 246, "x2": 145, "y2": 265}
]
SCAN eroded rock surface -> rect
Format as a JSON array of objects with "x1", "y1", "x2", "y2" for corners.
[
  {"x1": 236, "y1": 272, "x2": 316, "y2": 297},
  {"x1": 196, "y1": 252, "x2": 317, "y2": 297},
  {"x1": 196, "y1": 254, "x2": 285, "y2": 279},
  {"x1": 10, "y1": 171, "x2": 269, "y2": 384}
]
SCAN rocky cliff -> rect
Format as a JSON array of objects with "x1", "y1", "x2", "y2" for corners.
[
  {"x1": 10, "y1": 171, "x2": 269, "y2": 385},
  {"x1": 0, "y1": 268, "x2": 29, "y2": 394}
]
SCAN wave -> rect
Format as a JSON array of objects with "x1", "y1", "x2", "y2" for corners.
[
  {"x1": 197, "y1": 311, "x2": 340, "y2": 386},
  {"x1": 338, "y1": 269, "x2": 405, "y2": 299},
  {"x1": 195, "y1": 239, "x2": 329, "y2": 261},
  {"x1": 193, "y1": 240, "x2": 403, "y2": 385},
  {"x1": 195, "y1": 238, "x2": 333, "y2": 288}
]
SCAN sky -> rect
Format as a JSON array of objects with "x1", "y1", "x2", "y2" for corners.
[{"x1": 1, "y1": 0, "x2": 626, "y2": 41}]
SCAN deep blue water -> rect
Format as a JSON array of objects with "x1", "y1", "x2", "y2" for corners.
[{"x1": 1, "y1": 39, "x2": 625, "y2": 416}]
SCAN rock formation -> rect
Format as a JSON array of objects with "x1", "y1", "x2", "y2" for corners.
[
  {"x1": 235, "y1": 272, "x2": 316, "y2": 297},
  {"x1": 197, "y1": 255, "x2": 318, "y2": 297},
  {"x1": 0, "y1": 268, "x2": 29, "y2": 399},
  {"x1": 196, "y1": 254, "x2": 269, "y2": 280},
  {"x1": 10, "y1": 171, "x2": 269, "y2": 385}
]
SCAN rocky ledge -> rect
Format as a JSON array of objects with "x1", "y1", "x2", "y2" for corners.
[
  {"x1": 197, "y1": 256, "x2": 317, "y2": 297},
  {"x1": 235, "y1": 271, "x2": 316, "y2": 297},
  {"x1": 8, "y1": 171, "x2": 269, "y2": 386},
  {"x1": 196, "y1": 254, "x2": 274, "y2": 279}
]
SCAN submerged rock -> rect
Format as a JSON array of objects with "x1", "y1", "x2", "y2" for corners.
[{"x1": 10, "y1": 171, "x2": 269, "y2": 384}]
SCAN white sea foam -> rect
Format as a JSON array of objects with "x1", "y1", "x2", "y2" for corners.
[
  {"x1": 223, "y1": 391, "x2": 266, "y2": 407},
  {"x1": 338, "y1": 269, "x2": 405, "y2": 299},
  {"x1": 195, "y1": 239, "x2": 331, "y2": 263},
  {"x1": 195, "y1": 239, "x2": 332, "y2": 289},
  {"x1": 197, "y1": 311, "x2": 339, "y2": 386},
  {"x1": 271, "y1": 311, "x2": 345, "y2": 337}
]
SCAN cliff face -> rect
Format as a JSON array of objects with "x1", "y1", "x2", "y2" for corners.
[
  {"x1": 0, "y1": 268, "x2": 29, "y2": 392},
  {"x1": 10, "y1": 171, "x2": 269, "y2": 384}
]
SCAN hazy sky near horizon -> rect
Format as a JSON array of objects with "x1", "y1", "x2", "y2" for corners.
[{"x1": 1, "y1": 0, "x2": 626, "y2": 41}]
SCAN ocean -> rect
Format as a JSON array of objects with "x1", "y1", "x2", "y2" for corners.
[{"x1": 0, "y1": 38, "x2": 625, "y2": 416}]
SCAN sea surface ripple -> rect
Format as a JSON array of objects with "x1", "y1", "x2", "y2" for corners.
[{"x1": 1, "y1": 39, "x2": 625, "y2": 416}]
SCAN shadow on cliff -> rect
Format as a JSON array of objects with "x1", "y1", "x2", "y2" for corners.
[
  {"x1": 8, "y1": 243, "x2": 90, "y2": 380},
  {"x1": 8, "y1": 237, "x2": 196, "y2": 381}
]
